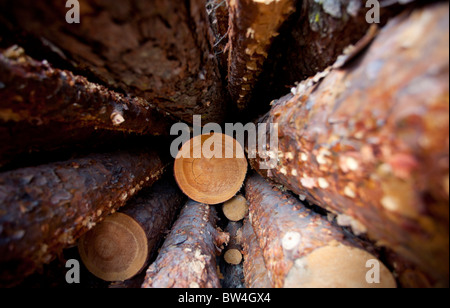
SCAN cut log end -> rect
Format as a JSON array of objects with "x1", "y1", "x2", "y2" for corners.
[
  {"x1": 78, "y1": 213, "x2": 148, "y2": 282},
  {"x1": 224, "y1": 249, "x2": 243, "y2": 265},
  {"x1": 284, "y1": 245, "x2": 397, "y2": 288},
  {"x1": 223, "y1": 195, "x2": 249, "y2": 222},
  {"x1": 174, "y1": 134, "x2": 248, "y2": 205}
]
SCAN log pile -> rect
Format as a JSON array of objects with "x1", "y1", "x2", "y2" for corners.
[{"x1": 0, "y1": 0, "x2": 448, "y2": 288}]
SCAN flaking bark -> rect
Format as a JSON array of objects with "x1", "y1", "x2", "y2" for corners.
[
  {"x1": 227, "y1": 0, "x2": 296, "y2": 110},
  {"x1": 0, "y1": 149, "x2": 167, "y2": 286},
  {"x1": 241, "y1": 217, "x2": 271, "y2": 288},
  {"x1": 0, "y1": 46, "x2": 171, "y2": 135},
  {"x1": 0, "y1": 0, "x2": 228, "y2": 124},
  {"x1": 245, "y1": 173, "x2": 396, "y2": 288},
  {"x1": 142, "y1": 201, "x2": 229, "y2": 288},
  {"x1": 249, "y1": 3, "x2": 449, "y2": 287}
]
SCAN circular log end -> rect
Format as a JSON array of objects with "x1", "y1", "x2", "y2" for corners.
[
  {"x1": 223, "y1": 195, "x2": 249, "y2": 222},
  {"x1": 224, "y1": 249, "x2": 243, "y2": 265},
  {"x1": 78, "y1": 213, "x2": 148, "y2": 282},
  {"x1": 174, "y1": 134, "x2": 248, "y2": 205},
  {"x1": 284, "y1": 245, "x2": 397, "y2": 288}
]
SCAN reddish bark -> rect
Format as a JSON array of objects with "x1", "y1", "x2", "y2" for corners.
[
  {"x1": 227, "y1": 0, "x2": 296, "y2": 110},
  {"x1": 250, "y1": 3, "x2": 449, "y2": 287},
  {"x1": 245, "y1": 173, "x2": 397, "y2": 288},
  {"x1": 78, "y1": 177, "x2": 186, "y2": 282},
  {"x1": 241, "y1": 217, "x2": 271, "y2": 288},
  {"x1": 142, "y1": 201, "x2": 229, "y2": 288},
  {"x1": 0, "y1": 0, "x2": 228, "y2": 124},
  {"x1": 0, "y1": 149, "x2": 167, "y2": 286}
]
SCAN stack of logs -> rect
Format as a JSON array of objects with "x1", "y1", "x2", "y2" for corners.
[{"x1": 0, "y1": 0, "x2": 448, "y2": 288}]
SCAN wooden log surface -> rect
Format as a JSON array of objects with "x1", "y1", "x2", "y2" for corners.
[
  {"x1": 0, "y1": 46, "x2": 172, "y2": 135},
  {"x1": 245, "y1": 173, "x2": 397, "y2": 288},
  {"x1": 223, "y1": 221, "x2": 243, "y2": 265},
  {"x1": 250, "y1": 0, "x2": 412, "y2": 110},
  {"x1": 0, "y1": 149, "x2": 167, "y2": 286},
  {"x1": 0, "y1": 0, "x2": 228, "y2": 124},
  {"x1": 227, "y1": 0, "x2": 296, "y2": 110},
  {"x1": 241, "y1": 217, "x2": 271, "y2": 288},
  {"x1": 250, "y1": 2, "x2": 449, "y2": 287},
  {"x1": 222, "y1": 194, "x2": 248, "y2": 222},
  {"x1": 78, "y1": 177, "x2": 186, "y2": 282},
  {"x1": 142, "y1": 201, "x2": 229, "y2": 288}
]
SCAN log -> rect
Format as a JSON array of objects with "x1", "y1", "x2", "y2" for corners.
[
  {"x1": 223, "y1": 221, "x2": 243, "y2": 265},
  {"x1": 174, "y1": 133, "x2": 248, "y2": 205},
  {"x1": 0, "y1": 149, "x2": 167, "y2": 286},
  {"x1": 227, "y1": 0, "x2": 296, "y2": 110},
  {"x1": 251, "y1": 0, "x2": 410, "y2": 109},
  {"x1": 0, "y1": 46, "x2": 171, "y2": 135},
  {"x1": 207, "y1": 0, "x2": 229, "y2": 72},
  {"x1": 141, "y1": 200, "x2": 229, "y2": 288},
  {"x1": 0, "y1": 0, "x2": 228, "y2": 124},
  {"x1": 249, "y1": 2, "x2": 449, "y2": 287},
  {"x1": 78, "y1": 178, "x2": 186, "y2": 282},
  {"x1": 222, "y1": 194, "x2": 248, "y2": 222},
  {"x1": 245, "y1": 173, "x2": 397, "y2": 288},
  {"x1": 241, "y1": 217, "x2": 271, "y2": 288}
]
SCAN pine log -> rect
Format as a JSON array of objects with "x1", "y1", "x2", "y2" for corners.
[
  {"x1": 0, "y1": 0, "x2": 228, "y2": 124},
  {"x1": 251, "y1": 0, "x2": 411, "y2": 109},
  {"x1": 245, "y1": 173, "x2": 397, "y2": 288},
  {"x1": 241, "y1": 217, "x2": 271, "y2": 288},
  {"x1": 222, "y1": 194, "x2": 248, "y2": 222},
  {"x1": 142, "y1": 200, "x2": 229, "y2": 288},
  {"x1": 249, "y1": 3, "x2": 449, "y2": 286},
  {"x1": 207, "y1": 0, "x2": 229, "y2": 72},
  {"x1": 174, "y1": 133, "x2": 248, "y2": 205},
  {"x1": 227, "y1": 0, "x2": 296, "y2": 110},
  {"x1": 0, "y1": 149, "x2": 167, "y2": 287},
  {"x1": 78, "y1": 178, "x2": 186, "y2": 282},
  {"x1": 0, "y1": 46, "x2": 171, "y2": 135},
  {"x1": 223, "y1": 221, "x2": 243, "y2": 265}
]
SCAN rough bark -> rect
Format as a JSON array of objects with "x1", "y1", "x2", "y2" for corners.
[
  {"x1": 249, "y1": 3, "x2": 449, "y2": 286},
  {"x1": 78, "y1": 177, "x2": 186, "y2": 282},
  {"x1": 0, "y1": 149, "x2": 167, "y2": 287},
  {"x1": 142, "y1": 201, "x2": 229, "y2": 288},
  {"x1": 245, "y1": 173, "x2": 397, "y2": 288},
  {"x1": 0, "y1": 46, "x2": 171, "y2": 135},
  {"x1": 0, "y1": 0, "x2": 228, "y2": 124},
  {"x1": 227, "y1": 0, "x2": 296, "y2": 110},
  {"x1": 250, "y1": 0, "x2": 411, "y2": 112},
  {"x1": 241, "y1": 217, "x2": 271, "y2": 288},
  {"x1": 207, "y1": 0, "x2": 230, "y2": 72}
]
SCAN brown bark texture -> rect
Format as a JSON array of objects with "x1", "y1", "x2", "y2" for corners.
[
  {"x1": 0, "y1": 149, "x2": 167, "y2": 286},
  {"x1": 0, "y1": 46, "x2": 171, "y2": 134},
  {"x1": 227, "y1": 0, "x2": 296, "y2": 110},
  {"x1": 0, "y1": 0, "x2": 228, "y2": 124},
  {"x1": 245, "y1": 173, "x2": 396, "y2": 288},
  {"x1": 251, "y1": 0, "x2": 409, "y2": 108},
  {"x1": 142, "y1": 200, "x2": 230, "y2": 288},
  {"x1": 249, "y1": 3, "x2": 449, "y2": 287},
  {"x1": 241, "y1": 217, "x2": 271, "y2": 288}
]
